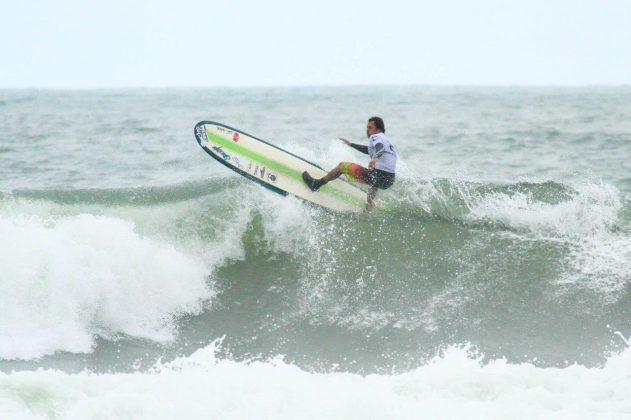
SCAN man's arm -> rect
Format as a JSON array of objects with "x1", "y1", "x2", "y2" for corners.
[
  {"x1": 368, "y1": 143, "x2": 385, "y2": 169},
  {"x1": 338, "y1": 137, "x2": 369, "y2": 154},
  {"x1": 350, "y1": 143, "x2": 369, "y2": 154},
  {"x1": 373, "y1": 143, "x2": 385, "y2": 158}
]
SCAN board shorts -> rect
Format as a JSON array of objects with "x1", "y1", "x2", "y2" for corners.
[{"x1": 339, "y1": 162, "x2": 395, "y2": 189}]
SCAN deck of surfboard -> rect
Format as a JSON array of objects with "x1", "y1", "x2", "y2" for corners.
[{"x1": 194, "y1": 121, "x2": 367, "y2": 213}]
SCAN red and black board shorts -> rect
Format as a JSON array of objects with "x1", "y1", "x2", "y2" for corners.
[{"x1": 339, "y1": 162, "x2": 395, "y2": 189}]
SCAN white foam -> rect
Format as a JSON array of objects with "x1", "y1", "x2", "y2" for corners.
[
  {"x1": 468, "y1": 182, "x2": 622, "y2": 239},
  {"x1": 1, "y1": 341, "x2": 630, "y2": 419},
  {"x1": 464, "y1": 182, "x2": 631, "y2": 298},
  {"x1": 0, "y1": 214, "x2": 213, "y2": 360}
]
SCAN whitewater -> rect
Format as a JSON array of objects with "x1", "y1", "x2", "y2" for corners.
[{"x1": 1, "y1": 87, "x2": 630, "y2": 419}]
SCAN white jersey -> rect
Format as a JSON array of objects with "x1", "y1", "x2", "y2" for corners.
[{"x1": 368, "y1": 133, "x2": 397, "y2": 173}]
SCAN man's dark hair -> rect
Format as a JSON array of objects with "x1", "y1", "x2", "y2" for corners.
[{"x1": 369, "y1": 116, "x2": 385, "y2": 133}]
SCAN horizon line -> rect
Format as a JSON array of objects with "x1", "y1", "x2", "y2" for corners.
[{"x1": 1, "y1": 83, "x2": 631, "y2": 91}]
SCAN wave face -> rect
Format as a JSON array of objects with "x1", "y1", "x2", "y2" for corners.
[
  {"x1": 1, "y1": 177, "x2": 629, "y2": 371},
  {"x1": 1, "y1": 87, "x2": 630, "y2": 417}
]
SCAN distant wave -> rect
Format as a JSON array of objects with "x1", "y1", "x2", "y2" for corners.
[{"x1": 2, "y1": 179, "x2": 241, "y2": 206}]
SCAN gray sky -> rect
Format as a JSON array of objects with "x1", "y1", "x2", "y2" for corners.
[{"x1": 2, "y1": 0, "x2": 630, "y2": 88}]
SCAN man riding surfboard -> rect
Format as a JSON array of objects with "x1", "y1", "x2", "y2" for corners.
[{"x1": 302, "y1": 116, "x2": 397, "y2": 211}]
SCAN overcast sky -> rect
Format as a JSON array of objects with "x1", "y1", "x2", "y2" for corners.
[{"x1": 2, "y1": 0, "x2": 630, "y2": 88}]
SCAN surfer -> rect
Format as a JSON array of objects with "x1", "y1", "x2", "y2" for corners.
[{"x1": 302, "y1": 116, "x2": 397, "y2": 211}]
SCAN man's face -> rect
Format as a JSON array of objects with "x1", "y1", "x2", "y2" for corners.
[{"x1": 366, "y1": 120, "x2": 379, "y2": 138}]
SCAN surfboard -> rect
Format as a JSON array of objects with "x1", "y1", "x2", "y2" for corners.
[{"x1": 194, "y1": 121, "x2": 367, "y2": 213}]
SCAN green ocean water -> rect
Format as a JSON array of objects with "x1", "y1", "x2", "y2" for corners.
[{"x1": 1, "y1": 87, "x2": 630, "y2": 376}]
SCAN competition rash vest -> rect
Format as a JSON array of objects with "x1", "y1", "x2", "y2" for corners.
[
  {"x1": 351, "y1": 133, "x2": 397, "y2": 173},
  {"x1": 368, "y1": 133, "x2": 397, "y2": 173}
]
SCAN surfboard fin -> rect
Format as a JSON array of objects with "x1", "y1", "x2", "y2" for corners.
[{"x1": 302, "y1": 171, "x2": 325, "y2": 191}]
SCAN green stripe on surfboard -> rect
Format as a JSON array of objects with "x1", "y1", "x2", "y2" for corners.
[{"x1": 205, "y1": 128, "x2": 365, "y2": 208}]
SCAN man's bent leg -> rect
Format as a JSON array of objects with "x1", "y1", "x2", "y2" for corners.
[
  {"x1": 303, "y1": 162, "x2": 365, "y2": 192},
  {"x1": 337, "y1": 162, "x2": 369, "y2": 184},
  {"x1": 321, "y1": 163, "x2": 344, "y2": 183}
]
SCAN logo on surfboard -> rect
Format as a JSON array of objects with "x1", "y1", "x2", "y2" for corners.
[
  {"x1": 212, "y1": 146, "x2": 231, "y2": 161},
  {"x1": 232, "y1": 156, "x2": 244, "y2": 169},
  {"x1": 233, "y1": 132, "x2": 240, "y2": 142},
  {"x1": 195, "y1": 125, "x2": 207, "y2": 142},
  {"x1": 247, "y1": 161, "x2": 277, "y2": 183}
]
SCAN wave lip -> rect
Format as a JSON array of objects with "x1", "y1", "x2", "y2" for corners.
[
  {"x1": 0, "y1": 214, "x2": 213, "y2": 360},
  {"x1": 464, "y1": 182, "x2": 622, "y2": 239}
]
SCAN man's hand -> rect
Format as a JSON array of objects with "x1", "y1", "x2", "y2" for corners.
[
  {"x1": 368, "y1": 157, "x2": 378, "y2": 169},
  {"x1": 338, "y1": 137, "x2": 352, "y2": 146}
]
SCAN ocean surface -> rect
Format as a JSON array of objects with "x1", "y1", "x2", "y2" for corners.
[{"x1": 1, "y1": 86, "x2": 630, "y2": 418}]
